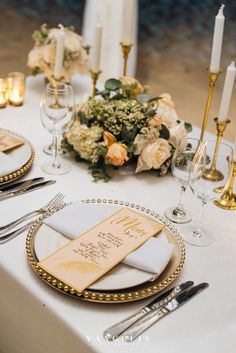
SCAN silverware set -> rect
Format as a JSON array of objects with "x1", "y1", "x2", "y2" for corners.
[
  {"x1": 104, "y1": 281, "x2": 209, "y2": 342},
  {"x1": 0, "y1": 176, "x2": 62, "y2": 243},
  {"x1": 0, "y1": 177, "x2": 56, "y2": 201}
]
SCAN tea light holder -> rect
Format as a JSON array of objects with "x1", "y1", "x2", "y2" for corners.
[
  {"x1": 0, "y1": 78, "x2": 8, "y2": 108},
  {"x1": 7, "y1": 72, "x2": 25, "y2": 106}
]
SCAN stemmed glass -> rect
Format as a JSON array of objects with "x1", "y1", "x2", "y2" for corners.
[
  {"x1": 164, "y1": 138, "x2": 201, "y2": 224},
  {"x1": 40, "y1": 82, "x2": 75, "y2": 175},
  {"x1": 185, "y1": 141, "x2": 233, "y2": 247}
]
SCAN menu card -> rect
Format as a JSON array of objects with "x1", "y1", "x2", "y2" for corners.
[
  {"x1": 39, "y1": 208, "x2": 164, "y2": 292},
  {"x1": 0, "y1": 131, "x2": 24, "y2": 152}
]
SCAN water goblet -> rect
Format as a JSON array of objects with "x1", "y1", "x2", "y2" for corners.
[
  {"x1": 40, "y1": 82, "x2": 75, "y2": 175},
  {"x1": 164, "y1": 138, "x2": 201, "y2": 224},
  {"x1": 185, "y1": 141, "x2": 233, "y2": 247}
]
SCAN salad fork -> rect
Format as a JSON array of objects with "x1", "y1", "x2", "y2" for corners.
[
  {"x1": 0, "y1": 193, "x2": 64, "y2": 235},
  {"x1": 0, "y1": 195, "x2": 66, "y2": 244}
]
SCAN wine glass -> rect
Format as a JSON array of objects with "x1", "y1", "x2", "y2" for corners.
[
  {"x1": 184, "y1": 141, "x2": 233, "y2": 247},
  {"x1": 40, "y1": 82, "x2": 75, "y2": 175},
  {"x1": 164, "y1": 138, "x2": 201, "y2": 224}
]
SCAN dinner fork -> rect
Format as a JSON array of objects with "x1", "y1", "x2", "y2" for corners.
[
  {"x1": 0, "y1": 193, "x2": 64, "y2": 235},
  {"x1": 0, "y1": 196, "x2": 66, "y2": 244}
]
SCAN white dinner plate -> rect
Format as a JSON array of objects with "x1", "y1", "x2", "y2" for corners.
[{"x1": 0, "y1": 129, "x2": 35, "y2": 184}]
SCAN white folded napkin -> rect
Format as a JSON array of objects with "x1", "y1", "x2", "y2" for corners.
[
  {"x1": 44, "y1": 202, "x2": 174, "y2": 277},
  {"x1": 0, "y1": 151, "x2": 21, "y2": 177}
]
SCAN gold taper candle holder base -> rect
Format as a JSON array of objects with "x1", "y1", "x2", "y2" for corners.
[
  {"x1": 200, "y1": 70, "x2": 221, "y2": 142},
  {"x1": 203, "y1": 117, "x2": 230, "y2": 181},
  {"x1": 90, "y1": 70, "x2": 101, "y2": 97},
  {"x1": 120, "y1": 42, "x2": 133, "y2": 77},
  {"x1": 214, "y1": 162, "x2": 236, "y2": 210}
]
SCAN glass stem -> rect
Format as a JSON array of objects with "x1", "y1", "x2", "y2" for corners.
[
  {"x1": 176, "y1": 185, "x2": 186, "y2": 212},
  {"x1": 52, "y1": 132, "x2": 61, "y2": 170},
  {"x1": 193, "y1": 201, "x2": 207, "y2": 238}
]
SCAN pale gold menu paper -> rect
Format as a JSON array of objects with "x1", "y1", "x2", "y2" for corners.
[
  {"x1": 39, "y1": 208, "x2": 164, "y2": 292},
  {"x1": 0, "y1": 131, "x2": 24, "y2": 152}
]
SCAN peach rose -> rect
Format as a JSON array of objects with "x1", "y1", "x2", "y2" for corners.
[
  {"x1": 120, "y1": 76, "x2": 143, "y2": 96},
  {"x1": 147, "y1": 114, "x2": 162, "y2": 128},
  {"x1": 135, "y1": 138, "x2": 171, "y2": 173},
  {"x1": 103, "y1": 131, "x2": 117, "y2": 147},
  {"x1": 106, "y1": 143, "x2": 129, "y2": 166},
  {"x1": 160, "y1": 93, "x2": 175, "y2": 109}
]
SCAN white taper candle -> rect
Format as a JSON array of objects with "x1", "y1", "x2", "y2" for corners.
[
  {"x1": 218, "y1": 61, "x2": 236, "y2": 122},
  {"x1": 91, "y1": 22, "x2": 103, "y2": 72},
  {"x1": 54, "y1": 24, "x2": 65, "y2": 80},
  {"x1": 210, "y1": 4, "x2": 225, "y2": 73},
  {"x1": 123, "y1": 0, "x2": 135, "y2": 45}
]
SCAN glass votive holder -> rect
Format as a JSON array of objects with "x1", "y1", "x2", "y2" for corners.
[
  {"x1": 0, "y1": 78, "x2": 8, "y2": 108},
  {"x1": 7, "y1": 72, "x2": 25, "y2": 106}
]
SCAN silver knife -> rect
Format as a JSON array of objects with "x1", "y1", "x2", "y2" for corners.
[
  {"x1": 0, "y1": 177, "x2": 44, "y2": 193},
  {"x1": 104, "y1": 280, "x2": 194, "y2": 341},
  {"x1": 122, "y1": 282, "x2": 209, "y2": 342},
  {"x1": 0, "y1": 180, "x2": 56, "y2": 201}
]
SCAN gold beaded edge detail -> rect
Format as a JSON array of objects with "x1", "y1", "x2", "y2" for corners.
[
  {"x1": 26, "y1": 199, "x2": 186, "y2": 304},
  {"x1": 0, "y1": 129, "x2": 35, "y2": 184}
]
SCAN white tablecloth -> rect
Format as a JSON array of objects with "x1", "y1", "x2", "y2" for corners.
[{"x1": 0, "y1": 75, "x2": 236, "y2": 353}]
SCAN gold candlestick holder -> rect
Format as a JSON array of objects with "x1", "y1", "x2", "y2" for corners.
[
  {"x1": 120, "y1": 42, "x2": 133, "y2": 76},
  {"x1": 215, "y1": 161, "x2": 236, "y2": 210},
  {"x1": 200, "y1": 70, "x2": 221, "y2": 142},
  {"x1": 90, "y1": 70, "x2": 101, "y2": 97},
  {"x1": 203, "y1": 117, "x2": 230, "y2": 181}
]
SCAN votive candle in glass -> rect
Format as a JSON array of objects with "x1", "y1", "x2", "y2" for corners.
[
  {"x1": 7, "y1": 72, "x2": 25, "y2": 106},
  {"x1": 0, "y1": 78, "x2": 8, "y2": 108}
]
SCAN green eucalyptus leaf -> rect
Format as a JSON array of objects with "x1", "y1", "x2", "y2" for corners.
[
  {"x1": 96, "y1": 145, "x2": 107, "y2": 157},
  {"x1": 78, "y1": 111, "x2": 88, "y2": 125},
  {"x1": 145, "y1": 109, "x2": 156, "y2": 117},
  {"x1": 137, "y1": 93, "x2": 152, "y2": 103},
  {"x1": 184, "y1": 122, "x2": 192, "y2": 133},
  {"x1": 148, "y1": 96, "x2": 162, "y2": 103},
  {"x1": 105, "y1": 78, "x2": 122, "y2": 91},
  {"x1": 159, "y1": 124, "x2": 170, "y2": 140},
  {"x1": 121, "y1": 126, "x2": 138, "y2": 143},
  {"x1": 111, "y1": 93, "x2": 123, "y2": 100}
]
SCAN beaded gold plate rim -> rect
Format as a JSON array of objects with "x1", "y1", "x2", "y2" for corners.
[
  {"x1": 0, "y1": 128, "x2": 35, "y2": 185},
  {"x1": 26, "y1": 199, "x2": 186, "y2": 304}
]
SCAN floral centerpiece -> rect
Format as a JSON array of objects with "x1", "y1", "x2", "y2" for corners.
[
  {"x1": 27, "y1": 24, "x2": 89, "y2": 83},
  {"x1": 63, "y1": 77, "x2": 192, "y2": 181}
]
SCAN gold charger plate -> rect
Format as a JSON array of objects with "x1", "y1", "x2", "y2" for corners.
[
  {"x1": 26, "y1": 199, "x2": 186, "y2": 304},
  {"x1": 0, "y1": 129, "x2": 35, "y2": 185}
]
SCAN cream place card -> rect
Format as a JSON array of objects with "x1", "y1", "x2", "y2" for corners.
[
  {"x1": 39, "y1": 208, "x2": 164, "y2": 292},
  {"x1": 0, "y1": 131, "x2": 24, "y2": 152}
]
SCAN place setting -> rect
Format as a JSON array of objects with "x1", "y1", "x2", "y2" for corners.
[{"x1": 1, "y1": 1, "x2": 236, "y2": 351}]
